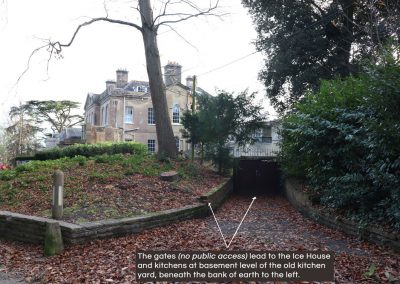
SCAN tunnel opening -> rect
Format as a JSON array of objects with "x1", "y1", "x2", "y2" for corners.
[{"x1": 233, "y1": 157, "x2": 282, "y2": 196}]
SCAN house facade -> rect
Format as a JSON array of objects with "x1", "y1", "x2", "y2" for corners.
[
  {"x1": 83, "y1": 62, "x2": 204, "y2": 153},
  {"x1": 231, "y1": 120, "x2": 281, "y2": 157}
]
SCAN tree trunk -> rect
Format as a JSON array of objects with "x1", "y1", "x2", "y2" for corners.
[
  {"x1": 139, "y1": 0, "x2": 178, "y2": 159},
  {"x1": 336, "y1": 0, "x2": 355, "y2": 77}
]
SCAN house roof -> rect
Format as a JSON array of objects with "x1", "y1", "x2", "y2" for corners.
[
  {"x1": 84, "y1": 77, "x2": 210, "y2": 110},
  {"x1": 123, "y1": 80, "x2": 150, "y2": 92}
]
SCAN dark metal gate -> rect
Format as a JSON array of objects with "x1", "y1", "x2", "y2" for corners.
[{"x1": 234, "y1": 158, "x2": 281, "y2": 195}]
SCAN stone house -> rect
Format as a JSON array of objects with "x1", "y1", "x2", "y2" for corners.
[
  {"x1": 83, "y1": 62, "x2": 207, "y2": 153},
  {"x1": 230, "y1": 120, "x2": 281, "y2": 157}
]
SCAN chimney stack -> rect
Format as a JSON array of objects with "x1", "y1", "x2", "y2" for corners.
[
  {"x1": 164, "y1": 61, "x2": 182, "y2": 86},
  {"x1": 116, "y1": 69, "x2": 128, "y2": 88},
  {"x1": 186, "y1": 76, "x2": 194, "y2": 88},
  {"x1": 106, "y1": 80, "x2": 116, "y2": 93}
]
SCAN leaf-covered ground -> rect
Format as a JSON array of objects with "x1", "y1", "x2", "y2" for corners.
[
  {"x1": 0, "y1": 195, "x2": 398, "y2": 283},
  {"x1": 0, "y1": 155, "x2": 224, "y2": 223}
]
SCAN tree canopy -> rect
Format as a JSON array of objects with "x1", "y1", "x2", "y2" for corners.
[
  {"x1": 243, "y1": 0, "x2": 400, "y2": 112},
  {"x1": 26, "y1": 100, "x2": 83, "y2": 133},
  {"x1": 182, "y1": 90, "x2": 266, "y2": 173}
]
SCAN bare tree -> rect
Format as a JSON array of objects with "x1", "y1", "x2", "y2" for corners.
[{"x1": 25, "y1": 0, "x2": 221, "y2": 159}]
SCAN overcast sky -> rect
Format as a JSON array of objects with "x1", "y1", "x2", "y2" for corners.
[{"x1": 0, "y1": 0, "x2": 276, "y2": 128}]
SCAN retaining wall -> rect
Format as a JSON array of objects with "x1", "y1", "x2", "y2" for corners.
[
  {"x1": 0, "y1": 178, "x2": 232, "y2": 245},
  {"x1": 285, "y1": 178, "x2": 400, "y2": 252}
]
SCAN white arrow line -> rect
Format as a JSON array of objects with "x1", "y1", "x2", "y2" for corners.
[
  {"x1": 227, "y1": 197, "x2": 256, "y2": 248},
  {"x1": 208, "y1": 203, "x2": 228, "y2": 248},
  {"x1": 208, "y1": 197, "x2": 256, "y2": 248}
]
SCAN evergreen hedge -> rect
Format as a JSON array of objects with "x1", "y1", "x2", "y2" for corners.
[
  {"x1": 280, "y1": 51, "x2": 400, "y2": 230},
  {"x1": 18, "y1": 142, "x2": 147, "y2": 161}
]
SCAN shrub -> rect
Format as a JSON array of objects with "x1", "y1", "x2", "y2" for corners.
[
  {"x1": 178, "y1": 162, "x2": 200, "y2": 179},
  {"x1": 0, "y1": 170, "x2": 16, "y2": 181},
  {"x1": 280, "y1": 52, "x2": 400, "y2": 229},
  {"x1": 33, "y1": 142, "x2": 147, "y2": 160},
  {"x1": 15, "y1": 163, "x2": 35, "y2": 173},
  {"x1": 94, "y1": 154, "x2": 110, "y2": 164},
  {"x1": 72, "y1": 155, "x2": 87, "y2": 166}
]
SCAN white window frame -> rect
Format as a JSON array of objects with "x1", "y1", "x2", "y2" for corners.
[
  {"x1": 148, "y1": 139, "x2": 156, "y2": 153},
  {"x1": 172, "y1": 104, "x2": 180, "y2": 124},
  {"x1": 148, "y1": 107, "x2": 155, "y2": 125},
  {"x1": 125, "y1": 106, "x2": 134, "y2": 123},
  {"x1": 175, "y1": 136, "x2": 180, "y2": 150}
]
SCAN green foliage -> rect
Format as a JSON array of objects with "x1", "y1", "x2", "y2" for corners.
[
  {"x1": 15, "y1": 162, "x2": 36, "y2": 173},
  {"x1": 72, "y1": 155, "x2": 87, "y2": 166},
  {"x1": 25, "y1": 100, "x2": 83, "y2": 133},
  {"x1": 94, "y1": 154, "x2": 109, "y2": 164},
  {"x1": 280, "y1": 52, "x2": 400, "y2": 229},
  {"x1": 142, "y1": 166, "x2": 160, "y2": 177},
  {"x1": 177, "y1": 162, "x2": 200, "y2": 179},
  {"x1": 182, "y1": 90, "x2": 265, "y2": 173},
  {"x1": 363, "y1": 264, "x2": 377, "y2": 278},
  {"x1": 243, "y1": 0, "x2": 400, "y2": 112},
  {"x1": 88, "y1": 172, "x2": 111, "y2": 183},
  {"x1": 0, "y1": 170, "x2": 17, "y2": 181},
  {"x1": 30, "y1": 142, "x2": 147, "y2": 161},
  {"x1": 0, "y1": 182, "x2": 18, "y2": 204}
]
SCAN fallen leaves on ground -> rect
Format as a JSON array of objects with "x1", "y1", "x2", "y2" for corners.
[
  {"x1": 0, "y1": 158, "x2": 224, "y2": 223},
  {"x1": 0, "y1": 195, "x2": 398, "y2": 283}
]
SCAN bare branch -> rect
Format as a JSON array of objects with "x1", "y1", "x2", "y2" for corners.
[
  {"x1": 153, "y1": 0, "x2": 172, "y2": 23},
  {"x1": 13, "y1": 43, "x2": 49, "y2": 90},
  {"x1": 132, "y1": 2, "x2": 148, "y2": 25},
  {"x1": 52, "y1": 17, "x2": 142, "y2": 51},
  {"x1": 307, "y1": 0, "x2": 325, "y2": 16},
  {"x1": 155, "y1": 0, "x2": 221, "y2": 28},
  {"x1": 163, "y1": 24, "x2": 198, "y2": 51},
  {"x1": 103, "y1": 0, "x2": 109, "y2": 18}
]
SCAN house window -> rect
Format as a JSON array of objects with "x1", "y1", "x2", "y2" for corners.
[
  {"x1": 172, "y1": 104, "x2": 180, "y2": 124},
  {"x1": 125, "y1": 106, "x2": 134, "y2": 123},
  {"x1": 262, "y1": 137, "x2": 272, "y2": 143},
  {"x1": 148, "y1": 139, "x2": 156, "y2": 153},
  {"x1": 101, "y1": 107, "x2": 104, "y2": 125},
  {"x1": 175, "y1": 136, "x2": 179, "y2": 150},
  {"x1": 104, "y1": 104, "x2": 109, "y2": 126},
  {"x1": 138, "y1": 86, "x2": 147, "y2": 92},
  {"x1": 148, "y1": 108, "x2": 155, "y2": 124}
]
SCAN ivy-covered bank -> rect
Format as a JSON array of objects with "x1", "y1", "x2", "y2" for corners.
[{"x1": 280, "y1": 49, "x2": 400, "y2": 230}]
